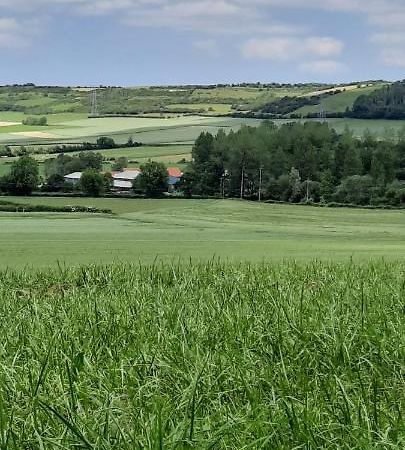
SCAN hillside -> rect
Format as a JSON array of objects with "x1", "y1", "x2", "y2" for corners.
[
  {"x1": 294, "y1": 85, "x2": 383, "y2": 116},
  {"x1": 351, "y1": 80, "x2": 405, "y2": 119},
  {"x1": 0, "y1": 83, "x2": 324, "y2": 117}
]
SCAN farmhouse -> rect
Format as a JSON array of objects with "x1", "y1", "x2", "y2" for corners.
[
  {"x1": 167, "y1": 167, "x2": 183, "y2": 191},
  {"x1": 63, "y1": 172, "x2": 82, "y2": 185}
]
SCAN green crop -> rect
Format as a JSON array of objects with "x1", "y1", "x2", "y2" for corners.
[{"x1": 0, "y1": 261, "x2": 403, "y2": 448}]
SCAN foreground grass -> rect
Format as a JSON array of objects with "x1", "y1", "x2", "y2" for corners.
[{"x1": 0, "y1": 261, "x2": 403, "y2": 448}]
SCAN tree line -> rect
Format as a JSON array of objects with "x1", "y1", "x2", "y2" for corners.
[
  {"x1": 179, "y1": 121, "x2": 405, "y2": 206},
  {"x1": 351, "y1": 81, "x2": 405, "y2": 119}
]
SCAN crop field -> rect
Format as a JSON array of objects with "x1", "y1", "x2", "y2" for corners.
[
  {"x1": 0, "y1": 115, "x2": 259, "y2": 145},
  {"x1": 1, "y1": 199, "x2": 405, "y2": 268},
  {"x1": 91, "y1": 145, "x2": 191, "y2": 160},
  {"x1": 2, "y1": 113, "x2": 404, "y2": 151},
  {"x1": 0, "y1": 260, "x2": 403, "y2": 448}
]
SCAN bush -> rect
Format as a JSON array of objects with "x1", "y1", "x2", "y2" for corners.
[
  {"x1": 0, "y1": 155, "x2": 39, "y2": 195},
  {"x1": 80, "y1": 170, "x2": 105, "y2": 197},
  {"x1": 22, "y1": 116, "x2": 48, "y2": 126},
  {"x1": 0, "y1": 200, "x2": 112, "y2": 214}
]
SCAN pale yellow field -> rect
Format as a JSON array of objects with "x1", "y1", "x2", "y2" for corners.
[
  {"x1": 0, "y1": 121, "x2": 20, "y2": 127},
  {"x1": 10, "y1": 131, "x2": 59, "y2": 139},
  {"x1": 301, "y1": 84, "x2": 361, "y2": 97}
]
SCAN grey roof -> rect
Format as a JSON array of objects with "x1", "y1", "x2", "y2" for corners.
[
  {"x1": 113, "y1": 180, "x2": 133, "y2": 189},
  {"x1": 64, "y1": 172, "x2": 82, "y2": 180},
  {"x1": 113, "y1": 170, "x2": 140, "y2": 181}
]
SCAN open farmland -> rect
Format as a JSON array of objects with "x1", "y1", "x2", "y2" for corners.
[
  {"x1": 0, "y1": 115, "x2": 262, "y2": 145},
  {"x1": 1, "y1": 199, "x2": 405, "y2": 268},
  {"x1": 1, "y1": 113, "x2": 405, "y2": 150}
]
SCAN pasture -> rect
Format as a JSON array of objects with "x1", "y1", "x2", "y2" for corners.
[
  {"x1": 1, "y1": 199, "x2": 405, "y2": 268},
  {"x1": 295, "y1": 85, "x2": 382, "y2": 115},
  {"x1": 0, "y1": 115, "x2": 259, "y2": 145}
]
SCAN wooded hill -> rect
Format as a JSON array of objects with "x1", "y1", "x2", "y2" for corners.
[{"x1": 351, "y1": 80, "x2": 405, "y2": 119}]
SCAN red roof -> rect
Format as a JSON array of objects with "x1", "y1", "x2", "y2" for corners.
[{"x1": 167, "y1": 167, "x2": 183, "y2": 178}]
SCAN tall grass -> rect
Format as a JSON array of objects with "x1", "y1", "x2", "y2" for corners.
[{"x1": 0, "y1": 261, "x2": 403, "y2": 448}]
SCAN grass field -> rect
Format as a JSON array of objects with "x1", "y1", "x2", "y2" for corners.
[
  {"x1": 96, "y1": 145, "x2": 191, "y2": 165},
  {"x1": 0, "y1": 260, "x2": 403, "y2": 448},
  {"x1": 0, "y1": 116, "x2": 253, "y2": 145},
  {"x1": 166, "y1": 103, "x2": 233, "y2": 114},
  {"x1": 295, "y1": 85, "x2": 382, "y2": 115},
  {"x1": 2, "y1": 114, "x2": 404, "y2": 149},
  {"x1": 1, "y1": 199, "x2": 405, "y2": 268}
]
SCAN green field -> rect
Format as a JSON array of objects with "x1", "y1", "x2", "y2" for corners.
[
  {"x1": 92, "y1": 145, "x2": 191, "y2": 160},
  {"x1": 0, "y1": 260, "x2": 403, "y2": 448},
  {"x1": 1, "y1": 199, "x2": 405, "y2": 268},
  {"x1": 166, "y1": 103, "x2": 233, "y2": 114},
  {"x1": 0, "y1": 116, "x2": 258, "y2": 145},
  {"x1": 295, "y1": 85, "x2": 383, "y2": 115},
  {"x1": 2, "y1": 114, "x2": 405, "y2": 150}
]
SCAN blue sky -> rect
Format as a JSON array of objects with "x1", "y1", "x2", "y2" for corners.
[{"x1": 0, "y1": 0, "x2": 404, "y2": 86}]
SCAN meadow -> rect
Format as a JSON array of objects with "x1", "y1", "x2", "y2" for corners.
[
  {"x1": 0, "y1": 260, "x2": 403, "y2": 448},
  {"x1": 295, "y1": 85, "x2": 382, "y2": 115},
  {"x1": 1, "y1": 199, "x2": 405, "y2": 268}
]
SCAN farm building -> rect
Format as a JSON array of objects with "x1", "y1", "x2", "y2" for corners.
[
  {"x1": 167, "y1": 167, "x2": 183, "y2": 191},
  {"x1": 63, "y1": 167, "x2": 182, "y2": 192},
  {"x1": 112, "y1": 169, "x2": 141, "y2": 190},
  {"x1": 63, "y1": 172, "x2": 82, "y2": 185}
]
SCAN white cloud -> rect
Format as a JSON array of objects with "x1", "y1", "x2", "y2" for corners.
[
  {"x1": 241, "y1": 36, "x2": 343, "y2": 61},
  {"x1": 0, "y1": 17, "x2": 28, "y2": 47},
  {"x1": 241, "y1": 38, "x2": 298, "y2": 61},
  {"x1": 299, "y1": 59, "x2": 347, "y2": 74},
  {"x1": 371, "y1": 32, "x2": 405, "y2": 46},
  {"x1": 381, "y1": 48, "x2": 405, "y2": 68},
  {"x1": 305, "y1": 37, "x2": 343, "y2": 58}
]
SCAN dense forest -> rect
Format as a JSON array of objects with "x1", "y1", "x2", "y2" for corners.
[
  {"x1": 180, "y1": 121, "x2": 405, "y2": 206},
  {"x1": 351, "y1": 81, "x2": 405, "y2": 119}
]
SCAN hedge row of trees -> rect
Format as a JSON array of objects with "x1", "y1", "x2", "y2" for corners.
[
  {"x1": 0, "y1": 136, "x2": 142, "y2": 158},
  {"x1": 179, "y1": 121, "x2": 405, "y2": 206}
]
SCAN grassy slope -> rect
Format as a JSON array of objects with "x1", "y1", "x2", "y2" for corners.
[
  {"x1": 294, "y1": 86, "x2": 383, "y2": 115},
  {"x1": 166, "y1": 103, "x2": 233, "y2": 114},
  {"x1": 1, "y1": 199, "x2": 405, "y2": 268},
  {"x1": 0, "y1": 261, "x2": 403, "y2": 448}
]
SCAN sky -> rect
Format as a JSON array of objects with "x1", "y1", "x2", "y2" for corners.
[{"x1": 0, "y1": 0, "x2": 404, "y2": 86}]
